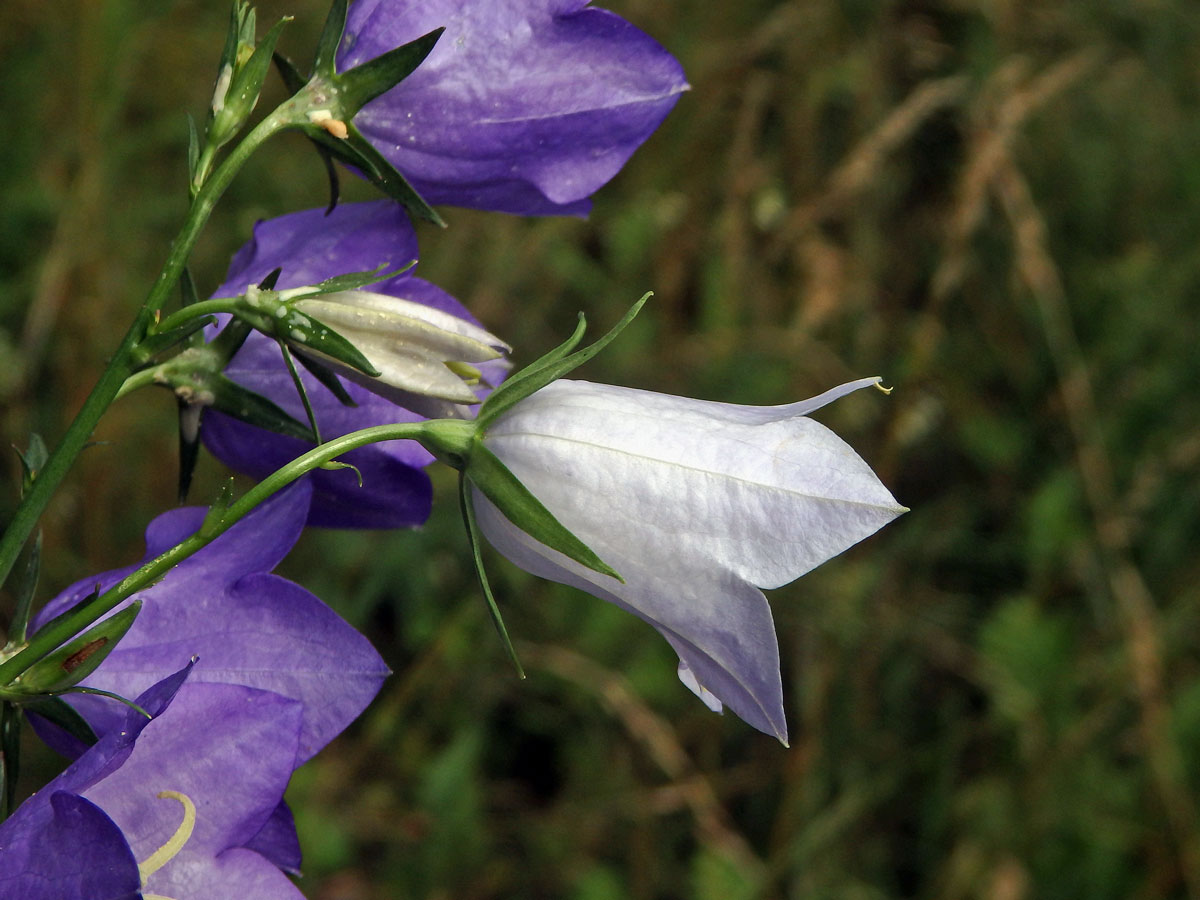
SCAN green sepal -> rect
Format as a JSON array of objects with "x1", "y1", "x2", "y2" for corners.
[
  {"x1": 201, "y1": 479, "x2": 236, "y2": 538},
  {"x1": 1, "y1": 702, "x2": 19, "y2": 816},
  {"x1": 207, "y1": 373, "x2": 317, "y2": 442},
  {"x1": 275, "y1": 51, "x2": 343, "y2": 213},
  {"x1": 459, "y1": 474, "x2": 524, "y2": 678},
  {"x1": 177, "y1": 399, "x2": 204, "y2": 503},
  {"x1": 209, "y1": 16, "x2": 293, "y2": 149},
  {"x1": 477, "y1": 293, "x2": 650, "y2": 430},
  {"x1": 476, "y1": 315, "x2": 588, "y2": 429},
  {"x1": 279, "y1": 263, "x2": 398, "y2": 301},
  {"x1": 9, "y1": 602, "x2": 141, "y2": 696},
  {"x1": 21, "y1": 697, "x2": 101, "y2": 749},
  {"x1": 334, "y1": 27, "x2": 443, "y2": 118},
  {"x1": 294, "y1": 351, "x2": 358, "y2": 407},
  {"x1": 133, "y1": 316, "x2": 216, "y2": 366},
  {"x1": 304, "y1": 121, "x2": 444, "y2": 226},
  {"x1": 16, "y1": 434, "x2": 49, "y2": 498},
  {"x1": 278, "y1": 340, "x2": 322, "y2": 444},
  {"x1": 466, "y1": 446, "x2": 622, "y2": 582},
  {"x1": 7, "y1": 531, "x2": 41, "y2": 643},
  {"x1": 312, "y1": 0, "x2": 349, "y2": 76},
  {"x1": 233, "y1": 301, "x2": 380, "y2": 377}
]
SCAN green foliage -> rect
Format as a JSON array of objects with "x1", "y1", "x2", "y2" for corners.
[{"x1": 5, "y1": 0, "x2": 1200, "y2": 897}]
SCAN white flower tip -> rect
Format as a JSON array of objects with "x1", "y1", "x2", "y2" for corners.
[{"x1": 677, "y1": 660, "x2": 724, "y2": 715}]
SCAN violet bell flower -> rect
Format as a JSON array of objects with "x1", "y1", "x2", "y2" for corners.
[
  {"x1": 339, "y1": 0, "x2": 689, "y2": 215},
  {"x1": 471, "y1": 377, "x2": 907, "y2": 743},
  {"x1": 0, "y1": 668, "x2": 311, "y2": 900},
  {"x1": 29, "y1": 480, "x2": 389, "y2": 766},
  {"x1": 203, "y1": 200, "x2": 508, "y2": 528}
]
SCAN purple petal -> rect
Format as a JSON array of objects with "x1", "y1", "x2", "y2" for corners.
[
  {"x1": 0, "y1": 792, "x2": 140, "y2": 900},
  {"x1": 204, "y1": 201, "x2": 501, "y2": 528},
  {"x1": 340, "y1": 0, "x2": 688, "y2": 215},
  {"x1": 82, "y1": 683, "x2": 303, "y2": 894},
  {"x1": 30, "y1": 484, "x2": 388, "y2": 762},
  {"x1": 243, "y1": 802, "x2": 302, "y2": 875}
]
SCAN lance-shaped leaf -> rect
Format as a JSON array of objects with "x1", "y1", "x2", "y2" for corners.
[
  {"x1": 16, "y1": 434, "x2": 49, "y2": 497},
  {"x1": 6, "y1": 602, "x2": 141, "y2": 696}
]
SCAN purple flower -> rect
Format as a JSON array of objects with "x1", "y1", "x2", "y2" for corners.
[
  {"x1": 0, "y1": 669, "x2": 310, "y2": 900},
  {"x1": 339, "y1": 0, "x2": 688, "y2": 215},
  {"x1": 30, "y1": 479, "x2": 388, "y2": 764},
  {"x1": 202, "y1": 200, "x2": 506, "y2": 528}
]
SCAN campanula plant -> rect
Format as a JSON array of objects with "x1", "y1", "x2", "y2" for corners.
[{"x1": 0, "y1": 0, "x2": 903, "y2": 892}]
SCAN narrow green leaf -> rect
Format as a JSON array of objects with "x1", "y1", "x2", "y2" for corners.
[
  {"x1": 467, "y1": 447, "x2": 622, "y2": 582},
  {"x1": 20, "y1": 697, "x2": 99, "y2": 750},
  {"x1": 134, "y1": 316, "x2": 216, "y2": 364},
  {"x1": 8, "y1": 531, "x2": 41, "y2": 643},
  {"x1": 180, "y1": 266, "x2": 200, "y2": 308},
  {"x1": 13, "y1": 602, "x2": 142, "y2": 695},
  {"x1": 288, "y1": 263, "x2": 402, "y2": 298},
  {"x1": 316, "y1": 125, "x2": 444, "y2": 226},
  {"x1": 477, "y1": 314, "x2": 587, "y2": 428},
  {"x1": 459, "y1": 474, "x2": 525, "y2": 678},
  {"x1": 177, "y1": 399, "x2": 203, "y2": 503},
  {"x1": 294, "y1": 351, "x2": 357, "y2": 407},
  {"x1": 335, "y1": 27, "x2": 443, "y2": 116},
  {"x1": 207, "y1": 373, "x2": 317, "y2": 442},
  {"x1": 312, "y1": 0, "x2": 349, "y2": 75},
  {"x1": 477, "y1": 294, "x2": 650, "y2": 430},
  {"x1": 271, "y1": 50, "x2": 308, "y2": 94},
  {"x1": 1, "y1": 703, "x2": 19, "y2": 817},
  {"x1": 278, "y1": 340, "x2": 322, "y2": 444}
]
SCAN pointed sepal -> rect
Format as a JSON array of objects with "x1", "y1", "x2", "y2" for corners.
[
  {"x1": 477, "y1": 293, "x2": 651, "y2": 429},
  {"x1": 466, "y1": 446, "x2": 622, "y2": 582},
  {"x1": 459, "y1": 474, "x2": 524, "y2": 678},
  {"x1": 5, "y1": 602, "x2": 141, "y2": 696},
  {"x1": 334, "y1": 27, "x2": 443, "y2": 118}
]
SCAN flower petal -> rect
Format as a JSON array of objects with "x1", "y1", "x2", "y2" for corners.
[{"x1": 340, "y1": 0, "x2": 688, "y2": 214}]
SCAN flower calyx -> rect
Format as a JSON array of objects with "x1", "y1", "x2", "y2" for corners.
[{"x1": 271, "y1": 0, "x2": 444, "y2": 222}]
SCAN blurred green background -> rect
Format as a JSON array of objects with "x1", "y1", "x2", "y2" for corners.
[{"x1": 4, "y1": 0, "x2": 1200, "y2": 897}]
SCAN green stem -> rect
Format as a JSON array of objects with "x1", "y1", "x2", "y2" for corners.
[
  {"x1": 0, "y1": 108, "x2": 292, "y2": 595},
  {"x1": 0, "y1": 422, "x2": 438, "y2": 685}
]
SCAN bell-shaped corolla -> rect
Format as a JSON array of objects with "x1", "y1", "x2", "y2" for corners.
[
  {"x1": 29, "y1": 480, "x2": 389, "y2": 765},
  {"x1": 0, "y1": 668, "x2": 311, "y2": 900},
  {"x1": 339, "y1": 0, "x2": 689, "y2": 215},
  {"x1": 471, "y1": 378, "x2": 906, "y2": 743}
]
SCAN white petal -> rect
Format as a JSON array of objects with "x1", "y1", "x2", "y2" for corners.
[
  {"x1": 473, "y1": 487, "x2": 788, "y2": 742},
  {"x1": 486, "y1": 379, "x2": 907, "y2": 590}
]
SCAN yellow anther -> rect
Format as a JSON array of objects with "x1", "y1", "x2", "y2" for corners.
[
  {"x1": 874, "y1": 382, "x2": 894, "y2": 395},
  {"x1": 137, "y1": 790, "x2": 196, "y2": 882}
]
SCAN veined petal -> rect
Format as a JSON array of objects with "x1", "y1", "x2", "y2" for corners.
[
  {"x1": 485, "y1": 379, "x2": 907, "y2": 589},
  {"x1": 472, "y1": 488, "x2": 788, "y2": 741},
  {"x1": 339, "y1": 0, "x2": 688, "y2": 214}
]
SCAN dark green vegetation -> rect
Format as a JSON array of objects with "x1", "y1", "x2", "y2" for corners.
[{"x1": 4, "y1": 0, "x2": 1200, "y2": 896}]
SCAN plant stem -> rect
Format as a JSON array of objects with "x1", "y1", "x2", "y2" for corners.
[
  {"x1": 0, "y1": 422, "x2": 437, "y2": 685},
  {"x1": 0, "y1": 110, "x2": 291, "y2": 595}
]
